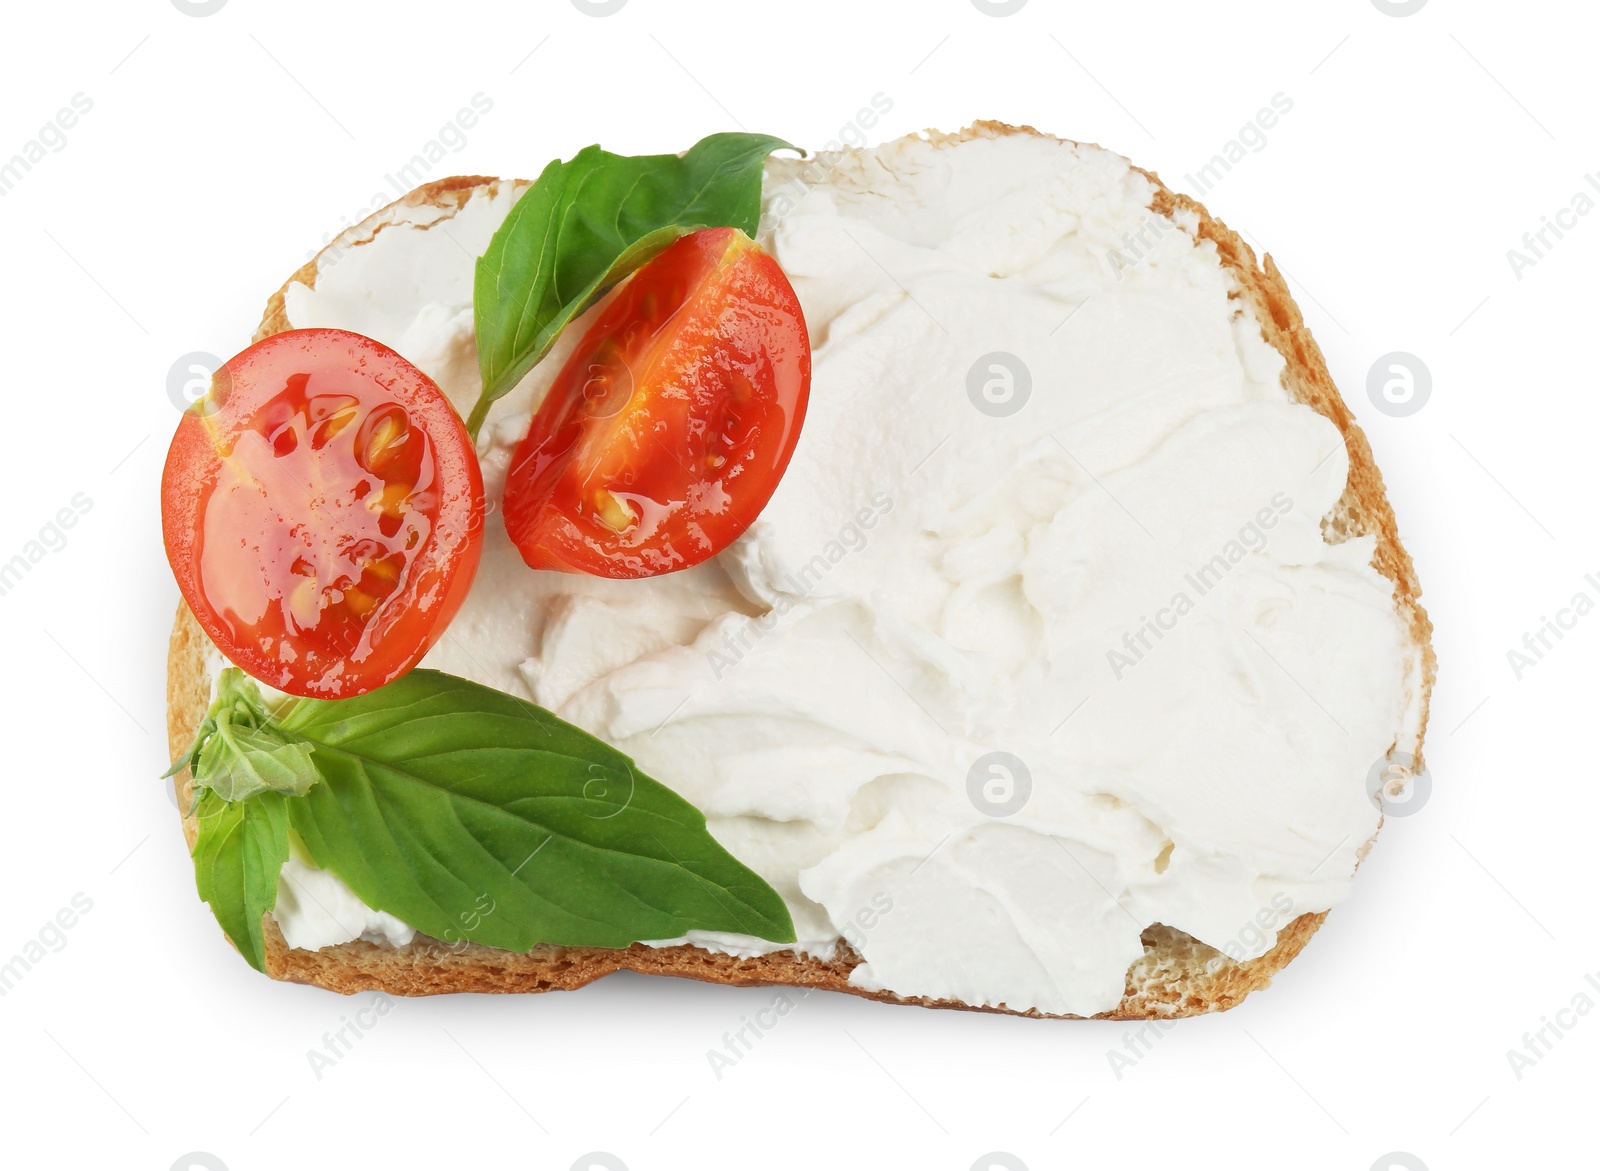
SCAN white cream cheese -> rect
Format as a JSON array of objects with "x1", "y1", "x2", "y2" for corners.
[
  {"x1": 275, "y1": 856, "x2": 415, "y2": 952},
  {"x1": 229, "y1": 131, "x2": 1421, "y2": 1016}
]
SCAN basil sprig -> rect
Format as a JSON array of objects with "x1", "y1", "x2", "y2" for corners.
[
  {"x1": 468, "y1": 131, "x2": 794, "y2": 437},
  {"x1": 172, "y1": 668, "x2": 795, "y2": 971},
  {"x1": 166, "y1": 669, "x2": 318, "y2": 805}
]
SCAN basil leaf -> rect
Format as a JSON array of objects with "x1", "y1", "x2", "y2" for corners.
[
  {"x1": 166, "y1": 668, "x2": 320, "y2": 804},
  {"x1": 193, "y1": 725, "x2": 319, "y2": 804},
  {"x1": 192, "y1": 789, "x2": 291, "y2": 972},
  {"x1": 278, "y1": 670, "x2": 796, "y2": 949},
  {"x1": 175, "y1": 671, "x2": 305, "y2": 970},
  {"x1": 468, "y1": 131, "x2": 794, "y2": 436}
]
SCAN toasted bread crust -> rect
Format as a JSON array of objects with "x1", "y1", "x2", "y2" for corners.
[{"x1": 166, "y1": 124, "x2": 1432, "y2": 1018}]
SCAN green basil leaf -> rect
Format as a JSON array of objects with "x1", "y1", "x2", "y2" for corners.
[
  {"x1": 468, "y1": 131, "x2": 794, "y2": 436},
  {"x1": 167, "y1": 668, "x2": 320, "y2": 804},
  {"x1": 194, "y1": 725, "x2": 319, "y2": 804},
  {"x1": 192, "y1": 789, "x2": 291, "y2": 972},
  {"x1": 278, "y1": 670, "x2": 796, "y2": 949}
]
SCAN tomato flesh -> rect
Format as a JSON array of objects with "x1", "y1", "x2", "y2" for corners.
[
  {"x1": 162, "y1": 329, "x2": 483, "y2": 698},
  {"x1": 503, "y1": 226, "x2": 811, "y2": 578}
]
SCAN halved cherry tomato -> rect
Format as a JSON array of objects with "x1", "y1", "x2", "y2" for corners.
[
  {"x1": 162, "y1": 328, "x2": 484, "y2": 698},
  {"x1": 503, "y1": 226, "x2": 810, "y2": 578}
]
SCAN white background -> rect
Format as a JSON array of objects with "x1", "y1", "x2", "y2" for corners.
[{"x1": 0, "y1": 0, "x2": 1591, "y2": 1168}]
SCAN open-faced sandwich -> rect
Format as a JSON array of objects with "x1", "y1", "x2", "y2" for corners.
[{"x1": 163, "y1": 123, "x2": 1433, "y2": 1019}]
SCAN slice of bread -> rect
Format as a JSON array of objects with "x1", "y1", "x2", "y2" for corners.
[{"x1": 166, "y1": 122, "x2": 1434, "y2": 1018}]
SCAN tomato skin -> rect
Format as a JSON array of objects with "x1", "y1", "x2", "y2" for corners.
[
  {"x1": 503, "y1": 226, "x2": 810, "y2": 578},
  {"x1": 162, "y1": 329, "x2": 483, "y2": 698}
]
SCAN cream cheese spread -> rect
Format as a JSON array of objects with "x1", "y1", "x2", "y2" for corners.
[
  {"x1": 225, "y1": 131, "x2": 1422, "y2": 1016},
  {"x1": 275, "y1": 856, "x2": 416, "y2": 952}
]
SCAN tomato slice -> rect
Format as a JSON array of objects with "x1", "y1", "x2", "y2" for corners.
[
  {"x1": 162, "y1": 328, "x2": 484, "y2": 698},
  {"x1": 503, "y1": 226, "x2": 810, "y2": 578}
]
